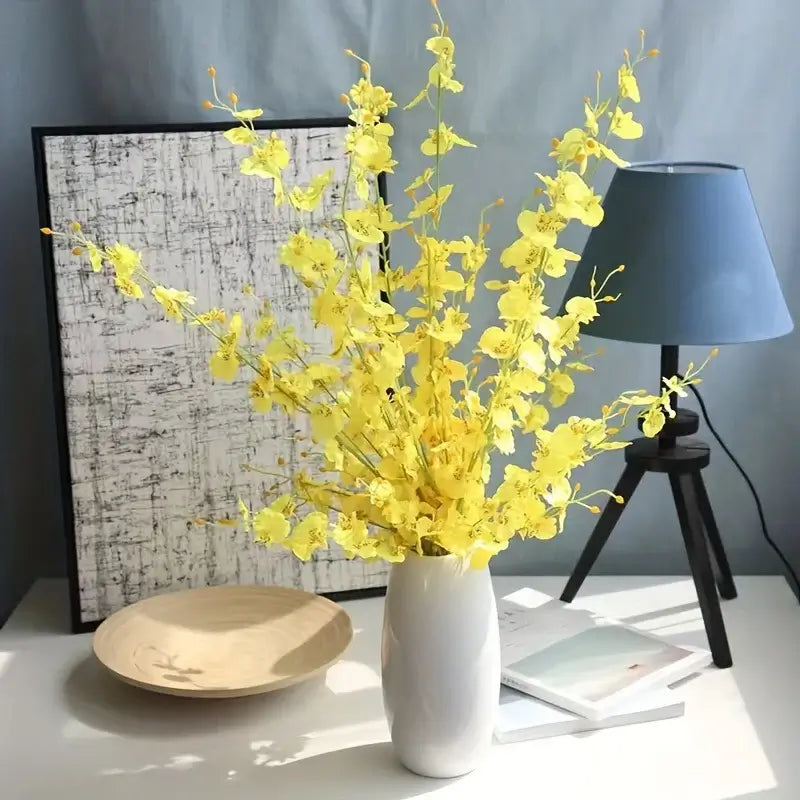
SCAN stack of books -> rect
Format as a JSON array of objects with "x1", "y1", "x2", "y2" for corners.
[{"x1": 495, "y1": 588, "x2": 710, "y2": 744}]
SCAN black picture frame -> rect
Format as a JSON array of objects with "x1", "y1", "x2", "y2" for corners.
[{"x1": 33, "y1": 119, "x2": 389, "y2": 633}]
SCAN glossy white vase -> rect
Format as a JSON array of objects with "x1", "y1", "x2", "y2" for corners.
[{"x1": 381, "y1": 552, "x2": 500, "y2": 778}]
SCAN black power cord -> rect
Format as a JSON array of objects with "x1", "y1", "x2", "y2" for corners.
[{"x1": 683, "y1": 379, "x2": 800, "y2": 601}]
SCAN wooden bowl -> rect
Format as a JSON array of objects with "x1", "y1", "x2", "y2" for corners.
[{"x1": 92, "y1": 585, "x2": 353, "y2": 698}]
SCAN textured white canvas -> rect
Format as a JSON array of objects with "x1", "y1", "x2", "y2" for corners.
[{"x1": 42, "y1": 125, "x2": 389, "y2": 625}]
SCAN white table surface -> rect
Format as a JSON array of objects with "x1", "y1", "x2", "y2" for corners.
[{"x1": 1, "y1": 576, "x2": 798, "y2": 799}]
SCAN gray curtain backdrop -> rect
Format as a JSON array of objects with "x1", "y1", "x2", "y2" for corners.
[{"x1": 2, "y1": 0, "x2": 798, "y2": 622}]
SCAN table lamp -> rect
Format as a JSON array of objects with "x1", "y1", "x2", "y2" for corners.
[{"x1": 558, "y1": 162, "x2": 793, "y2": 668}]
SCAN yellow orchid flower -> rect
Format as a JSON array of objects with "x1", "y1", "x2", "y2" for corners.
[
  {"x1": 618, "y1": 64, "x2": 640, "y2": 102},
  {"x1": 548, "y1": 370, "x2": 576, "y2": 407},
  {"x1": 240, "y1": 132, "x2": 290, "y2": 204},
  {"x1": 191, "y1": 308, "x2": 227, "y2": 326},
  {"x1": 151, "y1": 286, "x2": 197, "y2": 322},
  {"x1": 353, "y1": 134, "x2": 397, "y2": 174},
  {"x1": 477, "y1": 326, "x2": 516, "y2": 359},
  {"x1": 516, "y1": 206, "x2": 565, "y2": 248},
  {"x1": 344, "y1": 208, "x2": 384, "y2": 243},
  {"x1": 550, "y1": 128, "x2": 601, "y2": 174},
  {"x1": 310, "y1": 404, "x2": 346, "y2": 442},
  {"x1": 233, "y1": 108, "x2": 264, "y2": 121},
  {"x1": 408, "y1": 184, "x2": 453, "y2": 220},
  {"x1": 248, "y1": 371, "x2": 274, "y2": 413},
  {"x1": 641, "y1": 405, "x2": 666, "y2": 438},
  {"x1": 223, "y1": 126, "x2": 260, "y2": 146},
  {"x1": 420, "y1": 123, "x2": 476, "y2": 156},
  {"x1": 287, "y1": 512, "x2": 330, "y2": 560},
  {"x1": 253, "y1": 506, "x2": 290, "y2": 545},
  {"x1": 288, "y1": 170, "x2": 333, "y2": 212},
  {"x1": 105, "y1": 242, "x2": 141, "y2": 279},
  {"x1": 584, "y1": 102, "x2": 600, "y2": 136},
  {"x1": 209, "y1": 313, "x2": 242, "y2": 382},
  {"x1": 59, "y1": 19, "x2": 687, "y2": 570},
  {"x1": 331, "y1": 513, "x2": 375, "y2": 559},
  {"x1": 114, "y1": 276, "x2": 144, "y2": 299},
  {"x1": 87, "y1": 242, "x2": 103, "y2": 272},
  {"x1": 565, "y1": 296, "x2": 599, "y2": 324},
  {"x1": 608, "y1": 107, "x2": 644, "y2": 139}
]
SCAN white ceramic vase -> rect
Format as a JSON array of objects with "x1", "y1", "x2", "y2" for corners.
[{"x1": 380, "y1": 552, "x2": 500, "y2": 779}]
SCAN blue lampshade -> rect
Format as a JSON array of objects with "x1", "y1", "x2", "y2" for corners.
[{"x1": 561, "y1": 162, "x2": 793, "y2": 345}]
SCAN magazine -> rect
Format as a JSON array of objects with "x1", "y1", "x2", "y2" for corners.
[
  {"x1": 496, "y1": 685, "x2": 684, "y2": 743},
  {"x1": 499, "y1": 588, "x2": 710, "y2": 720}
]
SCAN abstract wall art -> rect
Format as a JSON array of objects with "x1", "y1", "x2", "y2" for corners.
[{"x1": 34, "y1": 120, "x2": 389, "y2": 631}]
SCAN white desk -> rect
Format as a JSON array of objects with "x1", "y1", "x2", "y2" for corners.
[{"x1": 1, "y1": 576, "x2": 798, "y2": 799}]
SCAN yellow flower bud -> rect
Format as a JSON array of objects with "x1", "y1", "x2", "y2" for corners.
[
  {"x1": 584, "y1": 96, "x2": 591, "y2": 104},
  {"x1": 617, "y1": 264, "x2": 625, "y2": 272},
  {"x1": 614, "y1": 495, "x2": 625, "y2": 504},
  {"x1": 711, "y1": 347, "x2": 719, "y2": 357},
  {"x1": 431, "y1": 22, "x2": 439, "y2": 32},
  {"x1": 574, "y1": 483, "x2": 582, "y2": 493},
  {"x1": 339, "y1": 93, "x2": 349, "y2": 104},
  {"x1": 40, "y1": 227, "x2": 53, "y2": 235},
  {"x1": 207, "y1": 65, "x2": 216, "y2": 78},
  {"x1": 589, "y1": 505, "x2": 601, "y2": 514},
  {"x1": 228, "y1": 90, "x2": 239, "y2": 104},
  {"x1": 481, "y1": 222, "x2": 491, "y2": 235},
  {"x1": 300, "y1": 450, "x2": 309, "y2": 458},
  {"x1": 533, "y1": 187, "x2": 544, "y2": 195},
  {"x1": 344, "y1": 48, "x2": 355, "y2": 56},
  {"x1": 430, "y1": 0, "x2": 438, "y2": 7},
  {"x1": 70, "y1": 221, "x2": 81, "y2": 231},
  {"x1": 648, "y1": 48, "x2": 660, "y2": 57},
  {"x1": 202, "y1": 99, "x2": 213, "y2": 109},
  {"x1": 551, "y1": 137, "x2": 560, "y2": 149},
  {"x1": 495, "y1": 197, "x2": 504, "y2": 206},
  {"x1": 623, "y1": 48, "x2": 630, "y2": 59},
  {"x1": 639, "y1": 28, "x2": 646, "y2": 38},
  {"x1": 360, "y1": 62, "x2": 369, "y2": 74},
  {"x1": 71, "y1": 247, "x2": 82, "y2": 256}
]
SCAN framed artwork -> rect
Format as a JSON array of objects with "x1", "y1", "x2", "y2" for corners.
[{"x1": 33, "y1": 119, "x2": 389, "y2": 632}]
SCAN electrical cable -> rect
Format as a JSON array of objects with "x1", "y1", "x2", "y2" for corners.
[{"x1": 683, "y1": 379, "x2": 800, "y2": 601}]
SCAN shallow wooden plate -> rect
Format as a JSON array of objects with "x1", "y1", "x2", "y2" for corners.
[{"x1": 92, "y1": 585, "x2": 353, "y2": 698}]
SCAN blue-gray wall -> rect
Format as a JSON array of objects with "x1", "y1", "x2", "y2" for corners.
[{"x1": 2, "y1": 0, "x2": 798, "y2": 622}]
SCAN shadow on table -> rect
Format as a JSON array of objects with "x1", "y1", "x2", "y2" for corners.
[
  {"x1": 248, "y1": 741, "x2": 457, "y2": 799},
  {"x1": 89, "y1": 741, "x2": 455, "y2": 800},
  {"x1": 62, "y1": 652, "x2": 382, "y2": 762}
]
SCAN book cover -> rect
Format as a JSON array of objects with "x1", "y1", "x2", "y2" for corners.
[
  {"x1": 495, "y1": 685, "x2": 685, "y2": 744},
  {"x1": 499, "y1": 588, "x2": 710, "y2": 720}
]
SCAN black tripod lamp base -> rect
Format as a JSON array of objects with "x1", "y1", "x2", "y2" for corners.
[{"x1": 560, "y1": 436, "x2": 735, "y2": 669}]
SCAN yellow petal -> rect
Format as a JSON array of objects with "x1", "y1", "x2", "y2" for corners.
[{"x1": 233, "y1": 108, "x2": 264, "y2": 120}]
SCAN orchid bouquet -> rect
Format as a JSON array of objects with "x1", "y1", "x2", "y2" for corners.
[{"x1": 43, "y1": 1, "x2": 710, "y2": 570}]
